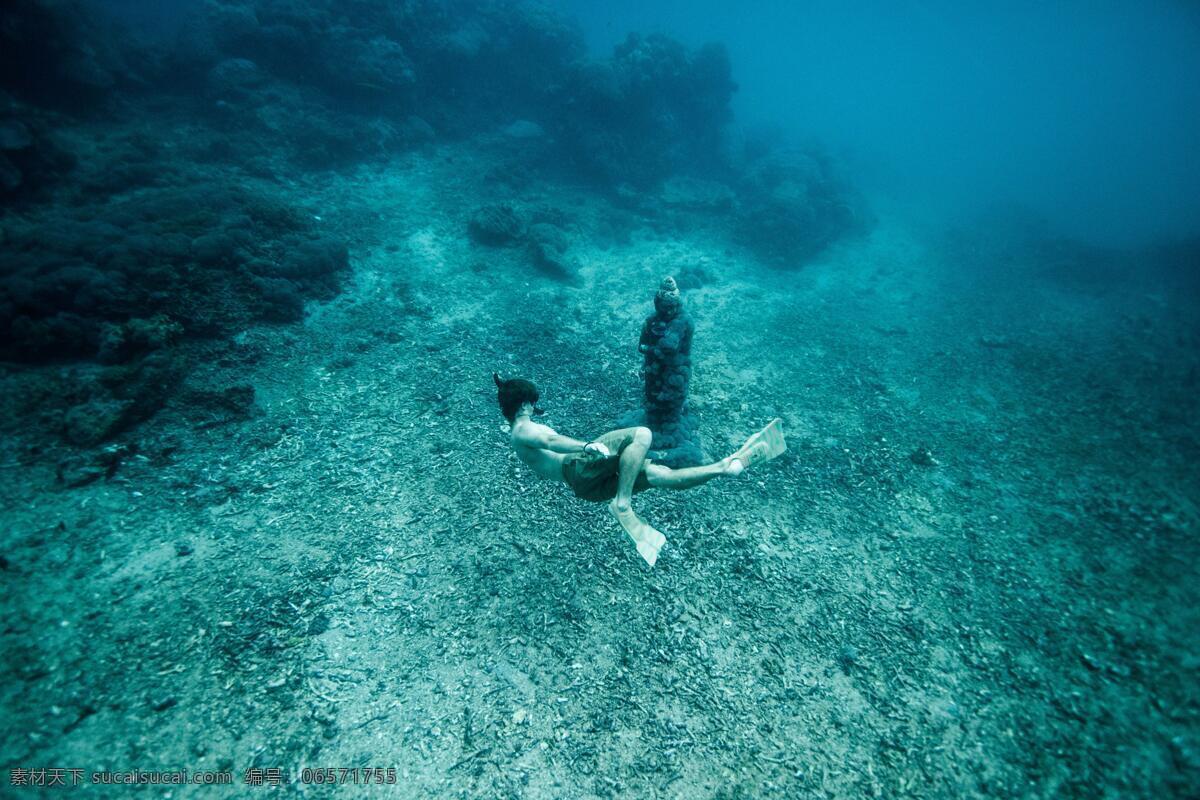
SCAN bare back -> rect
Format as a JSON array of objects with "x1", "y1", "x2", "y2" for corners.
[{"x1": 510, "y1": 418, "x2": 569, "y2": 481}]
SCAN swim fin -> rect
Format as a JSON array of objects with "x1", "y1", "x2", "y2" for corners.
[
  {"x1": 734, "y1": 418, "x2": 787, "y2": 469},
  {"x1": 610, "y1": 500, "x2": 667, "y2": 567}
]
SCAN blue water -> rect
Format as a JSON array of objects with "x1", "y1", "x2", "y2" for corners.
[
  {"x1": 556, "y1": 0, "x2": 1200, "y2": 247},
  {"x1": 1, "y1": 1, "x2": 1198, "y2": 797}
]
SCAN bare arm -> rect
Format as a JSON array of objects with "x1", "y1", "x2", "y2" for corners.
[
  {"x1": 512, "y1": 422, "x2": 603, "y2": 455},
  {"x1": 542, "y1": 434, "x2": 591, "y2": 454}
]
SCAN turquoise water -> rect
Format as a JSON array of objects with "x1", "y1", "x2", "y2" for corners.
[{"x1": 1, "y1": 1, "x2": 1197, "y2": 797}]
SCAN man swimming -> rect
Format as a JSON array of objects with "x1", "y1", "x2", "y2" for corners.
[{"x1": 493, "y1": 373, "x2": 786, "y2": 567}]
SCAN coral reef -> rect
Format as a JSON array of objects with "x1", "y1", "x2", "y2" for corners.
[
  {"x1": 468, "y1": 203, "x2": 576, "y2": 279},
  {"x1": 0, "y1": 99, "x2": 77, "y2": 201},
  {"x1": 554, "y1": 34, "x2": 737, "y2": 188},
  {"x1": 0, "y1": 0, "x2": 133, "y2": 109},
  {"x1": 733, "y1": 147, "x2": 866, "y2": 266},
  {"x1": 620, "y1": 276, "x2": 705, "y2": 466},
  {"x1": 0, "y1": 182, "x2": 347, "y2": 362},
  {"x1": 174, "y1": 0, "x2": 585, "y2": 149}
]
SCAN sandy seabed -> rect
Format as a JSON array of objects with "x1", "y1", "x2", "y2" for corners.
[{"x1": 2, "y1": 137, "x2": 1198, "y2": 799}]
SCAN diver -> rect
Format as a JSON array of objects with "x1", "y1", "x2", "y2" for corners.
[{"x1": 493, "y1": 373, "x2": 786, "y2": 567}]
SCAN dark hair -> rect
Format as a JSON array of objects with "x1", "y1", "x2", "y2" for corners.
[{"x1": 493, "y1": 373, "x2": 540, "y2": 421}]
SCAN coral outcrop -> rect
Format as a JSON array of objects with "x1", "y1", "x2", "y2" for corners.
[
  {"x1": 554, "y1": 34, "x2": 737, "y2": 189},
  {"x1": 0, "y1": 183, "x2": 347, "y2": 362},
  {"x1": 468, "y1": 204, "x2": 525, "y2": 246},
  {"x1": 733, "y1": 148, "x2": 866, "y2": 267}
]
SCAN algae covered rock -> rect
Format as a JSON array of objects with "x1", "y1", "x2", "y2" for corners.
[
  {"x1": 62, "y1": 397, "x2": 132, "y2": 447},
  {"x1": 733, "y1": 148, "x2": 865, "y2": 267},
  {"x1": 0, "y1": 182, "x2": 350, "y2": 361},
  {"x1": 468, "y1": 204, "x2": 524, "y2": 246},
  {"x1": 525, "y1": 222, "x2": 573, "y2": 277},
  {"x1": 554, "y1": 34, "x2": 737, "y2": 188}
]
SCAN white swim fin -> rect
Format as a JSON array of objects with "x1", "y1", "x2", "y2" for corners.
[
  {"x1": 734, "y1": 418, "x2": 787, "y2": 469},
  {"x1": 610, "y1": 500, "x2": 667, "y2": 567}
]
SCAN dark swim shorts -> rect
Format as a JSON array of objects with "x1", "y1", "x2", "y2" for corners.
[{"x1": 561, "y1": 427, "x2": 653, "y2": 503}]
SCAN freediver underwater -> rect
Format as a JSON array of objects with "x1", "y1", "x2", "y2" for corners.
[{"x1": 495, "y1": 371, "x2": 786, "y2": 566}]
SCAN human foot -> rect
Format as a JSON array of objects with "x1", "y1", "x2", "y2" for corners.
[
  {"x1": 609, "y1": 499, "x2": 667, "y2": 567},
  {"x1": 731, "y1": 418, "x2": 787, "y2": 471},
  {"x1": 721, "y1": 455, "x2": 745, "y2": 477}
]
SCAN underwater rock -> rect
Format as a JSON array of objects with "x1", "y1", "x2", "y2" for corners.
[
  {"x1": 733, "y1": 148, "x2": 864, "y2": 267},
  {"x1": 675, "y1": 262, "x2": 715, "y2": 291},
  {"x1": 306, "y1": 614, "x2": 331, "y2": 636},
  {"x1": 50, "y1": 352, "x2": 188, "y2": 449},
  {"x1": 152, "y1": 696, "x2": 178, "y2": 713},
  {"x1": 345, "y1": 35, "x2": 415, "y2": 95},
  {"x1": 468, "y1": 204, "x2": 524, "y2": 246},
  {"x1": 63, "y1": 398, "x2": 132, "y2": 447},
  {"x1": 554, "y1": 34, "x2": 736, "y2": 188},
  {"x1": 398, "y1": 115, "x2": 436, "y2": 144},
  {"x1": 620, "y1": 276, "x2": 705, "y2": 467},
  {"x1": 55, "y1": 443, "x2": 135, "y2": 487},
  {"x1": 525, "y1": 222, "x2": 573, "y2": 277},
  {"x1": 838, "y1": 645, "x2": 859, "y2": 673},
  {"x1": 97, "y1": 316, "x2": 183, "y2": 364},
  {"x1": 118, "y1": 352, "x2": 188, "y2": 422},
  {"x1": 909, "y1": 446, "x2": 938, "y2": 467},
  {"x1": 56, "y1": 459, "x2": 105, "y2": 488}
]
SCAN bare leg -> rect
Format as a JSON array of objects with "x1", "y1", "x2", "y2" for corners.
[
  {"x1": 644, "y1": 460, "x2": 734, "y2": 491},
  {"x1": 608, "y1": 427, "x2": 665, "y2": 566},
  {"x1": 644, "y1": 426, "x2": 775, "y2": 491},
  {"x1": 612, "y1": 427, "x2": 653, "y2": 512}
]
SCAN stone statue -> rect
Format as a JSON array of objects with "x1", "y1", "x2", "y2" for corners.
[{"x1": 620, "y1": 276, "x2": 705, "y2": 467}]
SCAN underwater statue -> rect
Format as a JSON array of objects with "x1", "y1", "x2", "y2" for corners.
[
  {"x1": 494, "y1": 373, "x2": 786, "y2": 567},
  {"x1": 623, "y1": 276, "x2": 705, "y2": 468}
]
